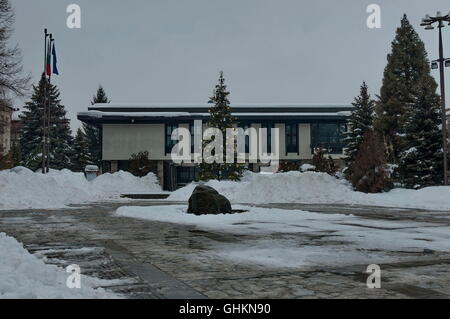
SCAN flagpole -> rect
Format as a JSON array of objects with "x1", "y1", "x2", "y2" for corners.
[
  {"x1": 42, "y1": 29, "x2": 49, "y2": 174},
  {"x1": 46, "y1": 34, "x2": 53, "y2": 173}
]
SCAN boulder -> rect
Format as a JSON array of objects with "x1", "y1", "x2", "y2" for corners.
[{"x1": 187, "y1": 185, "x2": 232, "y2": 215}]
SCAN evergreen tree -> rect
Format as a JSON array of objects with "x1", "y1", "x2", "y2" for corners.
[
  {"x1": 345, "y1": 82, "x2": 375, "y2": 179},
  {"x1": 198, "y1": 72, "x2": 244, "y2": 181},
  {"x1": 350, "y1": 130, "x2": 392, "y2": 193},
  {"x1": 398, "y1": 78, "x2": 443, "y2": 189},
  {"x1": 19, "y1": 73, "x2": 73, "y2": 171},
  {"x1": 83, "y1": 85, "x2": 110, "y2": 167},
  {"x1": 72, "y1": 128, "x2": 91, "y2": 172},
  {"x1": 375, "y1": 14, "x2": 434, "y2": 164}
]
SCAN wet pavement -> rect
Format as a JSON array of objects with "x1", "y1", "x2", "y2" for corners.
[{"x1": 1, "y1": 201, "x2": 450, "y2": 299}]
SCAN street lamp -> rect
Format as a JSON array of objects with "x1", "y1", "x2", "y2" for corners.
[{"x1": 421, "y1": 11, "x2": 450, "y2": 186}]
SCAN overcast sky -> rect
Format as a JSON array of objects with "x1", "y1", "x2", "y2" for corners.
[{"x1": 11, "y1": 0, "x2": 450, "y2": 130}]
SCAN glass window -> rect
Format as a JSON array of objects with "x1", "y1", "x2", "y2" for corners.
[
  {"x1": 165, "y1": 124, "x2": 179, "y2": 154},
  {"x1": 261, "y1": 122, "x2": 274, "y2": 153},
  {"x1": 311, "y1": 123, "x2": 346, "y2": 154},
  {"x1": 285, "y1": 123, "x2": 298, "y2": 154}
]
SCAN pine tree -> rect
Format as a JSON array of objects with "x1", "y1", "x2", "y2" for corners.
[
  {"x1": 345, "y1": 82, "x2": 375, "y2": 179},
  {"x1": 83, "y1": 85, "x2": 110, "y2": 167},
  {"x1": 72, "y1": 128, "x2": 92, "y2": 172},
  {"x1": 375, "y1": 14, "x2": 434, "y2": 164},
  {"x1": 350, "y1": 130, "x2": 392, "y2": 193},
  {"x1": 398, "y1": 78, "x2": 443, "y2": 189},
  {"x1": 198, "y1": 72, "x2": 244, "y2": 181},
  {"x1": 19, "y1": 73, "x2": 73, "y2": 171}
]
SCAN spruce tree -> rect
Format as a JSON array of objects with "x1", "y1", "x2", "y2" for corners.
[
  {"x1": 375, "y1": 14, "x2": 434, "y2": 164},
  {"x1": 345, "y1": 82, "x2": 375, "y2": 179},
  {"x1": 398, "y1": 78, "x2": 443, "y2": 189},
  {"x1": 72, "y1": 128, "x2": 92, "y2": 172},
  {"x1": 198, "y1": 72, "x2": 244, "y2": 181},
  {"x1": 83, "y1": 85, "x2": 110, "y2": 167},
  {"x1": 19, "y1": 73, "x2": 73, "y2": 171}
]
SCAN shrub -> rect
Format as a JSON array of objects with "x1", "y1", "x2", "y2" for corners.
[
  {"x1": 312, "y1": 148, "x2": 337, "y2": 176},
  {"x1": 349, "y1": 130, "x2": 393, "y2": 193},
  {"x1": 128, "y1": 151, "x2": 156, "y2": 177}
]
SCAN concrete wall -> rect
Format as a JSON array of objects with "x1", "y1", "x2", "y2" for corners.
[
  {"x1": 102, "y1": 122, "x2": 344, "y2": 162},
  {"x1": 103, "y1": 124, "x2": 167, "y2": 160}
]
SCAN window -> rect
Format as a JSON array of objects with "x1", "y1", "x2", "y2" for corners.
[
  {"x1": 243, "y1": 124, "x2": 250, "y2": 154},
  {"x1": 165, "y1": 124, "x2": 179, "y2": 154},
  {"x1": 311, "y1": 123, "x2": 346, "y2": 154},
  {"x1": 176, "y1": 166, "x2": 197, "y2": 185},
  {"x1": 260, "y1": 122, "x2": 276, "y2": 154},
  {"x1": 285, "y1": 123, "x2": 298, "y2": 154},
  {"x1": 189, "y1": 123, "x2": 195, "y2": 154}
]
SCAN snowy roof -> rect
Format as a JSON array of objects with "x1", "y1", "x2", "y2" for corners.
[
  {"x1": 79, "y1": 103, "x2": 352, "y2": 124},
  {"x1": 90, "y1": 103, "x2": 351, "y2": 108}
]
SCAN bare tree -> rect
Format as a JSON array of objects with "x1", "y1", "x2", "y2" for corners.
[{"x1": 0, "y1": 0, "x2": 29, "y2": 97}]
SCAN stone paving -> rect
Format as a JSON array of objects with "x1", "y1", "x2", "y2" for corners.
[{"x1": 1, "y1": 201, "x2": 450, "y2": 299}]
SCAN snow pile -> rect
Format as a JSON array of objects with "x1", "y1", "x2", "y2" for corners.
[
  {"x1": 0, "y1": 167, "x2": 162, "y2": 210},
  {"x1": 168, "y1": 171, "x2": 450, "y2": 210},
  {"x1": 0, "y1": 232, "x2": 118, "y2": 298}
]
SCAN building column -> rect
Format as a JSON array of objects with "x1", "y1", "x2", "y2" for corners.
[{"x1": 299, "y1": 124, "x2": 312, "y2": 159}]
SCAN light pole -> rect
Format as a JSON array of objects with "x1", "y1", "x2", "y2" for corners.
[{"x1": 421, "y1": 11, "x2": 450, "y2": 186}]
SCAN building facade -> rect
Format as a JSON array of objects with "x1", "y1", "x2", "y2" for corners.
[
  {"x1": 78, "y1": 104, "x2": 352, "y2": 190},
  {"x1": 0, "y1": 102, "x2": 13, "y2": 156}
]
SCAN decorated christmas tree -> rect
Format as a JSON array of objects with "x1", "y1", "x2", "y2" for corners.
[{"x1": 198, "y1": 72, "x2": 244, "y2": 181}]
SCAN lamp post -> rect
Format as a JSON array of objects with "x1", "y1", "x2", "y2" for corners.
[{"x1": 421, "y1": 11, "x2": 450, "y2": 186}]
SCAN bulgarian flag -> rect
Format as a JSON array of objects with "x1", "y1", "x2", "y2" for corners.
[
  {"x1": 46, "y1": 41, "x2": 51, "y2": 76},
  {"x1": 46, "y1": 42, "x2": 59, "y2": 76}
]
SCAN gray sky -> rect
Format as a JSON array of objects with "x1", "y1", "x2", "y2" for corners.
[{"x1": 11, "y1": 0, "x2": 450, "y2": 131}]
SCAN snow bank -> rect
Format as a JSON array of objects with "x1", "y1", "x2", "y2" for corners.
[
  {"x1": 0, "y1": 167, "x2": 162, "y2": 210},
  {"x1": 168, "y1": 171, "x2": 450, "y2": 210},
  {"x1": 0, "y1": 232, "x2": 118, "y2": 298}
]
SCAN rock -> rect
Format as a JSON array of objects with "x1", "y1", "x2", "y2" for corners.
[{"x1": 187, "y1": 185, "x2": 232, "y2": 215}]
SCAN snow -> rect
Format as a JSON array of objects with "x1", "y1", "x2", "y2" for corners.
[
  {"x1": 0, "y1": 167, "x2": 162, "y2": 210},
  {"x1": 0, "y1": 232, "x2": 119, "y2": 299},
  {"x1": 115, "y1": 205, "x2": 450, "y2": 268},
  {"x1": 90, "y1": 103, "x2": 352, "y2": 109},
  {"x1": 300, "y1": 164, "x2": 315, "y2": 172},
  {"x1": 79, "y1": 111, "x2": 191, "y2": 118},
  {"x1": 168, "y1": 171, "x2": 450, "y2": 211}
]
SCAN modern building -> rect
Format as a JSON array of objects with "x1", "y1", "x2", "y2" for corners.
[
  {"x1": 0, "y1": 101, "x2": 14, "y2": 156},
  {"x1": 78, "y1": 103, "x2": 352, "y2": 190}
]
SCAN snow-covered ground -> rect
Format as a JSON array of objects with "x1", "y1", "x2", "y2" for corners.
[
  {"x1": 0, "y1": 167, "x2": 162, "y2": 210},
  {"x1": 0, "y1": 232, "x2": 120, "y2": 299},
  {"x1": 115, "y1": 205, "x2": 450, "y2": 268},
  {"x1": 168, "y1": 171, "x2": 450, "y2": 211}
]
